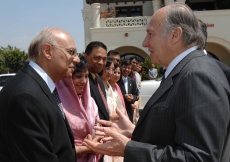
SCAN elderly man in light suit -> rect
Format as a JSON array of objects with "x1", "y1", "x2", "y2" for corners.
[{"x1": 83, "y1": 3, "x2": 230, "y2": 162}]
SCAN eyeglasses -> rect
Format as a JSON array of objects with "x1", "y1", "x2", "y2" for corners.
[
  {"x1": 131, "y1": 61, "x2": 138, "y2": 65},
  {"x1": 50, "y1": 44, "x2": 79, "y2": 58},
  {"x1": 105, "y1": 67, "x2": 115, "y2": 73},
  {"x1": 111, "y1": 58, "x2": 120, "y2": 63}
]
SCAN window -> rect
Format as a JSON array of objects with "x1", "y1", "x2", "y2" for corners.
[
  {"x1": 189, "y1": 2, "x2": 215, "y2": 11},
  {"x1": 116, "y1": 6, "x2": 142, "y2": 17},
  {"x1": 0, "y1": 76, "x2": 14, "y2": 86}
]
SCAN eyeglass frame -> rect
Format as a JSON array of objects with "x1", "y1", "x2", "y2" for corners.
[
  {"x1": 105, "y1": 67, "x2": 115, "y2": 73},
  {"x1": 50, "y1": 44, "x2": 79, "y2": 58}
]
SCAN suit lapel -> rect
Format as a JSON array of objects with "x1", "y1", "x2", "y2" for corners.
[
  {"x1": 21, "y1": 65, "x2": 57, "y2": 106},
  {"x1": 127, "y1": 77, "x2": 131, "y2": 94},
  {"x1": 118, "y1": 79, "x2": 126, "y2": 94},
  {"x1": 21, "y1": 64, "x2": 75, "y2": 144},
  {"x1": 89, "y1": 73, "x2": 109, "y2": 120},
  {"x1": 136, "y1": 49, "x2": 205, "y2": 128}
]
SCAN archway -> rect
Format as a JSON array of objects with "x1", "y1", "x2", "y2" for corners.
[
  {"x1": 115, "y1": 45, "x2": 149, "y2": 62},
  {"x1": 207, "y1": 37, "x2": 230, "y2": 66}
]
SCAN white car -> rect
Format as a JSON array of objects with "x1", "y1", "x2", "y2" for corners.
[
  {"x1": 139, "y1": 80, "x2": 161, "y2": 109},
  {"x1": 0, "y1": 74, "x2": 15, "y2": 91}
]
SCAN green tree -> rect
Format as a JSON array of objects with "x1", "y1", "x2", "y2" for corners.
[
  {"x1": 0, "y1": 45, "x2": 28, "y2": 74},
  {"x1": 141, "y1": 56, "x2": 162, "y2": 80}
]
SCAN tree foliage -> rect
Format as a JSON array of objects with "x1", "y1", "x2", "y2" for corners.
[
  {"x1": 0, "y1": 45, "x2": 28, "y2": 74},
  {"x1": 141, "y1": 56, "x2": 162, "y2": 80}
]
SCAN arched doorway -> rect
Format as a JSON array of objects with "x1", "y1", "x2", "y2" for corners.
[
  {"x1": 207, "y1": 37, "x2": 230, "y2": 66},
  {"x1": 206, "y1": 42, "x2": 230, "y2": 66},
  {"x1": 115, "y1": 45, "x2": 149, "y2": 63}
]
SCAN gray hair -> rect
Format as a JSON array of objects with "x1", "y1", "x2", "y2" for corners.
[
  {"x1": 28, "y1": 28, "x2": 58, "y2": 62},
  {"x1": 162, "y1": 3, "x2": 205, "y2": 48}
]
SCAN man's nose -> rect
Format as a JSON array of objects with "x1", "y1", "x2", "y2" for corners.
[
  {"x1": 73, "y1": 56, "x2": 80, "y2": 64},
  {"x1": 142, "y1": 36, "x2": 149, "y2": 47}
]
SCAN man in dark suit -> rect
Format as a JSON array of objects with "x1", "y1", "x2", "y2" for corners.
[
  {"x1": 83, "y1": 3, "x2": 230, "y2": 162},
  {"x1": 0, "y1": 28, "x2": 79, "y2": 162},
  {"x1": 84, "y1": 41, "x2": 109, "y2": 121},
  {"x1": 118, "y1": 60, "x2": 138, "y2": 123},
  {"x1": 198, "y1": 18, "x2": 230, "y2": 84}
]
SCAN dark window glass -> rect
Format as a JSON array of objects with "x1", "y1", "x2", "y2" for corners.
[
  {"x1": 188, "y1": 2, "x2": 215, "y2": 11},
  {"x1": 116, "y1": 6, "x2": 142, "y2": 17},
  {"x1": 0, "y1": 76, "x2": 14, "y2": 86}
]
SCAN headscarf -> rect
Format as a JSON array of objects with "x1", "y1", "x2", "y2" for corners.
[{"x1": 56, "y1": 78, "x2": 100, "y2": 162}]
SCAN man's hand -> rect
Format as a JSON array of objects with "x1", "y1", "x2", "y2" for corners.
[
  {"x1": 95, "y1": 108, "x2": 135, "y2": 138},
  {"x1": 125, "y1": 94, "x2": 133, "y2": 102},
  {"x1": 83, "y1": 127, "x2": 130, "y2": 156}
]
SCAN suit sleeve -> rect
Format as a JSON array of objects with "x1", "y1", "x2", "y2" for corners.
[
  {"x1": 4, "y1": 92, "x2": 59, "y2": 162},
  {"x1": 124, "y1": 70, "x2": 230, "y2": 161}
]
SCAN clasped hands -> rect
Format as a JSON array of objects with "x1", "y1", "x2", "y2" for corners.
[
  {"x1": 83, "y1": 108, "x2": 135, "y2": 156},
  {"x1": 124, "y1": 94, "x2": 133, "y2": 102}
]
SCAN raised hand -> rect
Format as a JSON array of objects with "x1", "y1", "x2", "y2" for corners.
[{"x1": 83, "y1": 127, "x2": 130, "y2": 156}]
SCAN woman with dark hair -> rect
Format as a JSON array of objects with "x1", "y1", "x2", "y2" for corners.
[
  {"x1": 55, "y1": 56, "x2": 101, "y2": 162},
  {"x1": 99, "y1": 59, "x2": 126, "y2": 162}
]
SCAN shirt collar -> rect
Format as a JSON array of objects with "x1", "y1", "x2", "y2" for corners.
[
  {"x1": 122, "y1": 76, "x2": 128, "y2": 80},
  {"x1": 91, "y1": 73, "x2": 97, "y2": 80},
  {"x1": 165, "y1": 46, "x2": 198, "y2": 78},
  {"x1": 29, "y1": 61, "x2": 55, "y2": 92}
]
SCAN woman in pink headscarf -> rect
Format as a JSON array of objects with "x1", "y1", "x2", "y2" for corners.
[{"x1": 56, "y1": 56, "x2": 101, "y2": 162}]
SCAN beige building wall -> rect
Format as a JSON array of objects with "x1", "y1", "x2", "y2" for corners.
[{"x1": 82, "y1": 1, "x2": 230, "y2": 65}]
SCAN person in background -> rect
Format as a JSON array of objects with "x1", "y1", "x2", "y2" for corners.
[
  {"x1": 148, "y1": 63, "x2": 158, "y2": 80},
  {"x1": 118, "y1": 60, "x2": 138, "y2": 123},
  {"x1": 83, "y1": 3, "x2": 230, "y2": 162},
  {"x1": 108, "y1": 63, "x2": 127, "y2": 119},
  {"x1": 98, "y1": 58, "x2": 125, "y2": 162},
  {"x1": 136, "y1": 62, "x2": 143, "y2": 80},
  {"x1": 107, "y1": 50, "x2": 121, "y2": 64},
  {"x1": 0, "y1": 28, "x2": 79, "y2": 162},
  {"x1": 84, "y1": 41, "x2": 109, "y2": 121},
  {"x1": 198, "y1": 19, "x2": 230, "y2": 84},
  {"x1": 56, "y1": 56, "x2": 102, "y2": 162},
  {"x1": 130, "y1": 56, "x2": 141, "y2": 124}
]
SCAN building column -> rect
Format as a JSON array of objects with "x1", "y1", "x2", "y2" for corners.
[
  {"x1": 164, "y1": 0, "x2": 175, "y2": 6},
  {"x1": 152, "y1": 0, "x2": 161, "y2": 13},
  {"x1": 176, "y1": 0, "x2": 186, "y2": 3},
  {"x1": 91, "y1": 3, "x2": 101, "y2": 28}
]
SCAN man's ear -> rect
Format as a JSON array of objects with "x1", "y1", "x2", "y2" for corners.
[
  {"x1": 42, "y1": 44, "x2": 52, "y2": 60},
  {"x1": 171, "y1": 27, "x2": 182, "y2": 45}
]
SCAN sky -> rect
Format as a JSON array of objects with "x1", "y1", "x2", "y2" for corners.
[{"x1": 0, "y1": 1, "x2": 85, "y2": 53}]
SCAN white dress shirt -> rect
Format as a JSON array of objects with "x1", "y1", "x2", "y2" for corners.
[
  {"x1": 29, "y1": 61, "x2": 55, "y2": 93},
  {"x1": 165, "y1": 46, "x2": 198, "y2": 78},
  {"x1": 122, "y1": 76, "x2": 128, "y2": 94}
]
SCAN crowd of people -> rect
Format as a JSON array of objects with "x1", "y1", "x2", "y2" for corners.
[{"x1": 1, "y1": 2, "x2": 230, "y2": 162}]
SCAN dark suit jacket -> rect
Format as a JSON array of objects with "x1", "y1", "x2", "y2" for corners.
[
  {"x1": 89, "y1": 73, "x2": 109, "y2": 121},
  {"x1": 118, "y1": 76, "x2": 138, "y2": 122},
  {"x1": 124, "y1": 49, "x2": 230, "y2": 161},
  {"x1": 207, "y1": 52, "x2": 230, "y2": 85},
  {"x1": 0, "y1": 65, "x2": 76, "y2": 162}
]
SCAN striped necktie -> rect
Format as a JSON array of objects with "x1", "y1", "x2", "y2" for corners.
[
  {"x1": 95, "y1": 76, "x2": 109, "y2": 111},
  {"x1": 52, "y1": 88, "x2": 65, "y2": 119}
]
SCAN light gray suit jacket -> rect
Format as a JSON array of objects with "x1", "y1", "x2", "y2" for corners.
[{"x1": 124, "y1": 49, "x2": 230, "y2": 162}]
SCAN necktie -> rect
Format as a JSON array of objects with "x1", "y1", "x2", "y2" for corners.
[
  {"x1": 160, "y1": 75, "x2": 166, "y2": 86},
  {"x1": 123, "y1": 78, "x2": 128, "y2": 93},
  {"x1": 52, "y1": 88, "x2": 65, "y2": 119},
  {"x1": 95, "y1": 76, "x2": 109, "y2": 111}
]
